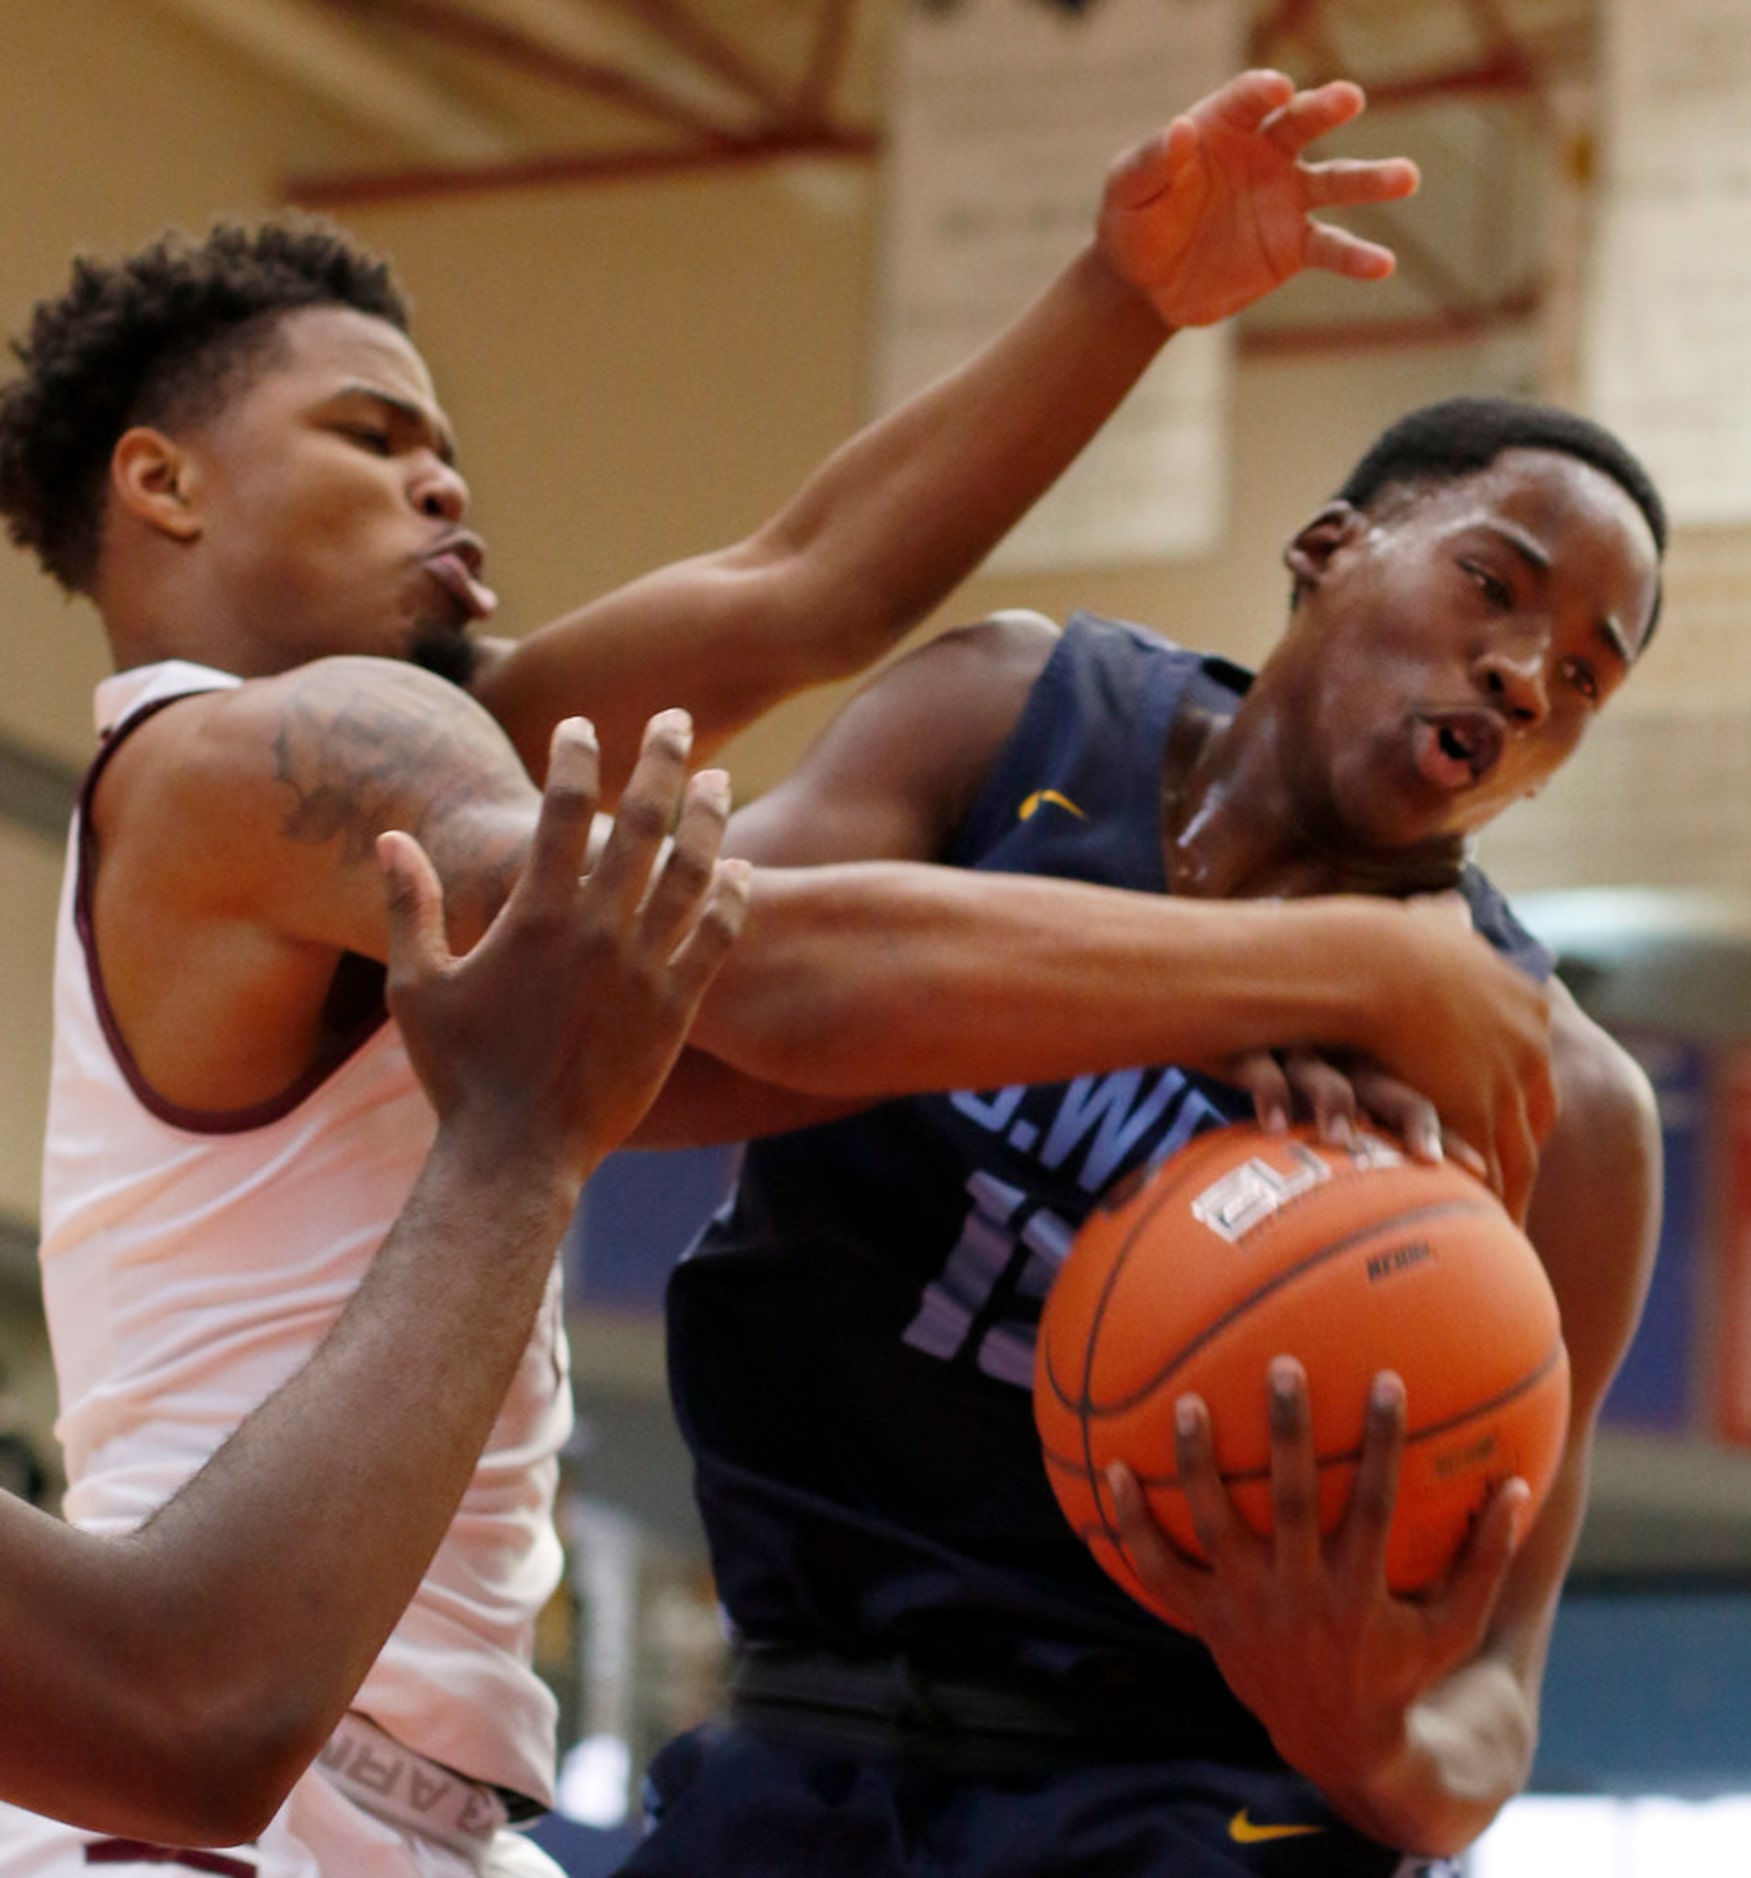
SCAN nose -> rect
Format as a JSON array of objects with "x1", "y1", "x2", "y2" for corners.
[
  {"x1": 1473, "y1": 629, "x2": 1550, "y2": 728},
  {"x1": 411, "y1": 455, "x2": 469, "y2": 524}
]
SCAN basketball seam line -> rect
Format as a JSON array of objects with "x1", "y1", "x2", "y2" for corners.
[
  {"x1": 1042, "y1": 1332, "x2": 1567, "y2": 1489},
  {"x1": 1052, "y1": 1128, "x2": 1254, "y2": 1579},
  {"x1": 1050, "y1": 1195, "x2": 1491, "y2": 1421},
  {"x1": 1054, "y1": 1096, "x2": 1236, "y2": 1406}
]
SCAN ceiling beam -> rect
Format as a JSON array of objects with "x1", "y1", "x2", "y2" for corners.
[
  {"x1": 798, "y1": 0, "x2": 863, "y2": 123},
  {"x1": 312, "y1": 0, "x2": 754, "y2": 144},
  {"x1": 287, "y1": 121, "x2": 881, "y2": 210},
  {"x1": 602, "y1": 0, "x2": 806, "y2": 127},
  {"x1": 1358, "y1": 49, "x2": 1546, "y2": 110},
  {"x1": 147, "y1": 0, "x2": 519, "y2": 164},
  {"x1": 1240, "y1": 282, "x2": 1542, "y2": 357},
  {"x1": 485, "y1": 0, "x2": 771, "y2": 133},
  {"x1": 1342, "y1": 194, "x2": 1515, "y2": 317}
]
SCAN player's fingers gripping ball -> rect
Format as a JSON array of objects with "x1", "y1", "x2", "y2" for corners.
[{"x1": 1034, "y1": 1122, "x2": 1569, "y2": 1628}]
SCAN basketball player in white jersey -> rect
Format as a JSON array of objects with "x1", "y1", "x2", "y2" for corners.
[{"x1": 0, "y1": 714, "x2": 746, "y2": 1847}]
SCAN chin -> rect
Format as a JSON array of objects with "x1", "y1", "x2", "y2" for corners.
[{"x1": 409, "y1": 625, "x2": 482, "y2": 688}]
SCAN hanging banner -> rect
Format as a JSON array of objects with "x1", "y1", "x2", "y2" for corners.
[
  {"x1": 1585, "y1": 0, "x2": 1751, "y2": 523},
  {"x1": 875, "y1": 0, "x2": 1241, "y2": 571}
]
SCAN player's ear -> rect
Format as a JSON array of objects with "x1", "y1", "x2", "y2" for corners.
[
  {"x1": 1283, "y1": 501, "x2": 1368, "y2": 596},
  {"x1": 111, "y1": 427, "x2": 203, "y2": 543}
]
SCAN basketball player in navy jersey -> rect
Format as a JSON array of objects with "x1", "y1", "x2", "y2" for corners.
[{"x1": 621, "y1": 397, "x2": 1667, "y2": 1874}]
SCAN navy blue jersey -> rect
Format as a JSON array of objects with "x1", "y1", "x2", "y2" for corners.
[{"x1": 667, "y1": 615, "x2": 1552, "y2": 1759}]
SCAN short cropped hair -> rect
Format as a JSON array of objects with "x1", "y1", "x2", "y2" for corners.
[
  {"x1": 0, "y1": 219, "x2": 410, "y2": 593},
  {"x1": 1338, "y1": 394, "x2": 1668, "y2": 558}
]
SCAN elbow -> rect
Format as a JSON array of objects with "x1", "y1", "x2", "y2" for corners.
[
  {"x1": 31, "y1": 1545, "x2": 349, "y2": 1845},
  {"x1": 132, "y1": 1714, "x2": 328, "y2": 1847},
  {"x1": 1548, "y1": 1004, "x2": 1662, "y2": 1181},
  {"x1": 93, "y1": 1672, "x2": 338, "y2": 1846},
  {"x1": 1370, "y1": 1777, "x2": 1523, "y2": 1865},
  {"x1": 140, "y1": 1787, "x2": 291, "y2": 1854},
  {"x1": 153, "y1": 1715, "x2": 328, "y2": 1847},
  {"x1": 197, "y1": 1709, "x2": 331, "y2": 1844},
  {"x1": 733, "y1": 547, "x2": 902, "y2": 686},
  {"x1": 1401, "y1": 1808, "x2": 1513, "y2": 1866}
]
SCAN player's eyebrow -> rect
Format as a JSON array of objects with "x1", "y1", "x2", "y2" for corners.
[
  {"x1": 1594, "y1": 612, "x2": 1633, "y2": 669},
  {"x1": 333, "y1": 384, "x2": 458, "y2": 465},
  {"x1": 1475, "y1": 519, "x2": 1551, "y2": 576}
]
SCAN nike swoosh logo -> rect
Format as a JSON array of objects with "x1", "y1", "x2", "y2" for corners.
[
  {"x1": 1018, "y1": 788, "x2": 1087, "y2": 822},
  {"x1": 1228, "y1": 1808, "x2": 1327, "y2": 1844}
]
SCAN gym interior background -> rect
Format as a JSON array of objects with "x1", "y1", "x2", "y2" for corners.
[{"x1": 2, "y1": 2, "x2": 1749, "y2": 1869}]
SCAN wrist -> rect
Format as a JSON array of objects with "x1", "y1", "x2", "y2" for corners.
[
  {"x1": 1280, "y1": 1674, "x2": 1527, "y2": 1860},
  {"x1": 1077, "y1": 238, "x2": 1178, "y2": 343},
  {"x1": 1285, "y1": 1713, "x2": 1428, "y2": 1853},
  {"x1": 1278, "y1": 897, "x2": 1405, "y2": 1058},
  {"x1": 425, "y1": 1113, "x2": 588, "y2": 1227}
]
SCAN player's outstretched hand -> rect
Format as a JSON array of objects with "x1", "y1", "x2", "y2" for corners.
[
  {"x1": 1108, "y1": 1359, "x2": 1527, "y2": 1822},
  {"x1": 378, "y1": 710, "x2": 751, "y2": 1186},
  {"x1": 1098, "y1": 69, "x2": 1419, "y2": 329}
]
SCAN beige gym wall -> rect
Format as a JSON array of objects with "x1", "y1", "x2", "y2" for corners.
[{"x1": 3, "y1": 0, "x2": 1748, "y2": 1248}]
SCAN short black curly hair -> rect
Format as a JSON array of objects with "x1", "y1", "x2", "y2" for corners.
[
  {"x1": 1337, "y1": 394, "x2": 1668, "y2": 556},
  {"x1": 1310, "y1": 394, "x2": 1668, "y2": 643},
  {"x1": 0, "y1": 218, "x2": 410, "y2": 594}
]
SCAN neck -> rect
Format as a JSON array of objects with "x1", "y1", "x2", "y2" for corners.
[
  {"x1": 1160, "y1": 697, "x2": 1470, "y2": 904},
  {"x1": 96, "y1": 540, "x2": 260, "y2": 678},
  {"x1": 105, "y1": 607, "x2": 273, "y2": 682}
]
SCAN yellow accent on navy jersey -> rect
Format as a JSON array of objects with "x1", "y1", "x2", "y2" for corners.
[
  {"x1": 1229, "y1": 1807, "x2": 1327, "y2": 1844},
  {"x1": 1017, "y1": 787, "x2": 1088, "y2": 822}
]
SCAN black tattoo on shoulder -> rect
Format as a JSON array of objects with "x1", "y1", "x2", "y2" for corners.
[{"x1": 269, "y1": 665, "x2": 526, "y2": 917}]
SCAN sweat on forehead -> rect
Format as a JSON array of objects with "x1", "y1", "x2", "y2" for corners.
[
  {"x1": 0, "y1": 217, "x2": 409, "y2": 594},
  {"x1": 1336, "y1": 395, "x2": 1668, "y2": 559}
]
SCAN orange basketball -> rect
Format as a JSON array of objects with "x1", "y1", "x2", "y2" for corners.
[{"x1": 1034, "y1": 1121, "x2": 1569, "y2": 1629}]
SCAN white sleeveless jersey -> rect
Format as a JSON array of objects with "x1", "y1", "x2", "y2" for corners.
[{"x1": 35, "y1": 659, "x2": 571, "y2": 1805}]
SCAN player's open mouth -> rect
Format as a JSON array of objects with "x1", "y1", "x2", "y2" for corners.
[
  {"x1": 1411, "y1": 711, "x2": 1503, "y2": 791},
  {"x1": 423, "y1": 539, "x2": 498, "y2": 623}
]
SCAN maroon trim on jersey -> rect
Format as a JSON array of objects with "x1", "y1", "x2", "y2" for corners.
[
  {"x1": 74, "y1": 687, "x2": 390, "y2": 1138},
  {"x1": 83, "y1": 1843, "x2": 256, "y2": 1876}
]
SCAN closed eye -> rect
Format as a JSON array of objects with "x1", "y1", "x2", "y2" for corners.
[
  {"x1": 1462, "y1": 560, "x2": 1514, "y2": 609},
  {"x1": 343, "y1": 424, "x2": 394, "y2": 455}
]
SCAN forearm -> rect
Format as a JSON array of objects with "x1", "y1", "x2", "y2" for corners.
[
  {"x1": 690, "y1": 866, "x2": 1413, "y2": 1094},
  {"x1": 473, "y1": 249, "x2": 1167, "y2": 786},
  {"x1": 744, "y1": 64, "x2": 1416, "y2": 673},
  {"x1": 1310, "y1": 1013, "x2": 1661, "y2": 1858},
  {"x1": 140, "y1": 1125, "x2": 582, "y2": 1688},
  {"x1": 0, "y1": 1126, "x2": 580, "y2": 1843},
  {"x1": 745, "y1": 244, "x2": 1170, "y2": 665},
  {"x1": 1289, "y1": 1120, "x2": 1632, "y2": 1859}
]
